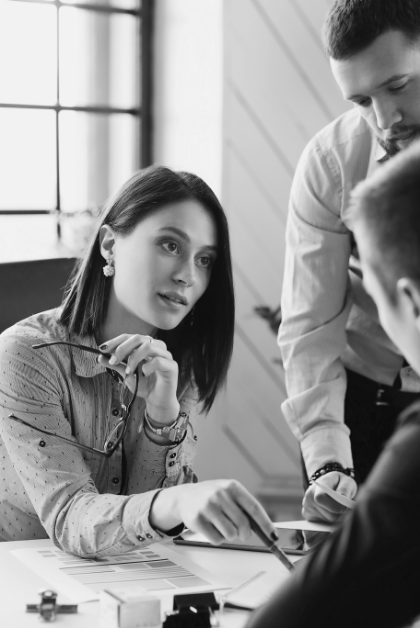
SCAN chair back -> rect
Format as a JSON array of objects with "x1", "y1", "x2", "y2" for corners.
[{"x1": 0, "y1": 258, "x2": 77, "y2": 333}]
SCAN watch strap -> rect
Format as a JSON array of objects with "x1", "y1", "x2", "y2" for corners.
[{"x1": 144, "y1": 409, "x2": 189, "y2": 443}]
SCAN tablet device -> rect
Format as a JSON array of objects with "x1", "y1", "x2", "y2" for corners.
[{"x1": 173, "y1": 527, "x2": 330, "y2": 556}]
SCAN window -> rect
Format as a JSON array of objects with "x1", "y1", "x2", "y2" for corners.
[{"x1": 0, "y1": 0, "x2": 152, "y2": 218}]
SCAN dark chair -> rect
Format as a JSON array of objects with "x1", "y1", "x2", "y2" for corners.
[{"x1": 0, "y1": 258, "x2": 77, "y2": 333}]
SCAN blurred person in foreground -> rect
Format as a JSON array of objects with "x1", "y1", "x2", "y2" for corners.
[
  {"x1": 247, "y1": 140, "x2": 420, "y2": 628},
  {"x1": 279, "y1": 0, "x2": 420, "y2": 523}
]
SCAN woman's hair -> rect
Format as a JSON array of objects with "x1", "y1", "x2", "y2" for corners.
[{"x1": 60, "y1": 165, "x2": 235, "y2": 412}]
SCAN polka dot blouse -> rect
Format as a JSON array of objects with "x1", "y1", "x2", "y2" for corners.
[{"x1": 0, "y1": 309, "x2": 200, "y2": 557}]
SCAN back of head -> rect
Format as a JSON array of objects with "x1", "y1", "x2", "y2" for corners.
[
  {"x1": 323, "y1": 0, "x2": 420, "y2": 60},
  {"x1": 349, "y1": 139, "x2": 420, "y2": 294}
]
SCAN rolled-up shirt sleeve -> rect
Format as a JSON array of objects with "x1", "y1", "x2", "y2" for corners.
[
  {"x1": 278, "y1": 135, "x2": 354, "y2": 477},
  {"x1": 0, "y1": 327, "x2": 199, "y2": 557}
]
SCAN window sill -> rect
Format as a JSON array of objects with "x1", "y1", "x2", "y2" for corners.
[{"x1": 0, "y1": 214, "x2": 81, "y2": 263}]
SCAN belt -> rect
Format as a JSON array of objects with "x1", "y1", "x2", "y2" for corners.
[{"x1": 346, "y1": 369, "x2": 420, "y2": 410}]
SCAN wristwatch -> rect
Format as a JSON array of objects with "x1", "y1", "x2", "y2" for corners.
[{"x1": 143, "y1": 409, "x2": 189, "y2": 443}]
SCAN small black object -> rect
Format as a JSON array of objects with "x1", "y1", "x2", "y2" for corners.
[
  {"x1": 26, "y1": 589, "x2": 77, "y2": 622},
  {"x1": 173, "y1": 592, "x2": 219, "y2": 612},
  {"x1": 163, "y1": 592, "x2": 219, "y2": 627}
]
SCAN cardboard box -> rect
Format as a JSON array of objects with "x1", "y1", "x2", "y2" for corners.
[{"x1": 100, "y1": 589, "x2": 162, "y2": 628}]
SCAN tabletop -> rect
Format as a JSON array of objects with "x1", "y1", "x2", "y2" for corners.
[{"x1": 0, "y1": 537, "x2": 293, "y2": 627}]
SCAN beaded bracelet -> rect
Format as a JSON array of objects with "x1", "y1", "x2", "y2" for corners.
[{"x1": 308, "y1": 462, "x2": 355, "y2": 486}]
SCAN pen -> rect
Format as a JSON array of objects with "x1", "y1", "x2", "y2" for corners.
[
  {"x1": 313, "y1": 480, "x2": 355, "y2": 509},
  {"x1": 244, "y1": 514, "x2": 295, "y2": 571}
]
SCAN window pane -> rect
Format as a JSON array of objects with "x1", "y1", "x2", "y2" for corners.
[
  {"x1": 60, "y1": 8, "x2": 139, "y2": 109},
  {"x1": 0, "y1": 109, "x2": 56, "y2": 211},
  {"x1": 60, "y1": 112, "x2": 138, "y2": 212},
  {"x1": 0, "y1": 3, "x2": 57, "y2": 105},
  {"x1": 62, "y1": 0, "x2": 141, "y2": 8}
]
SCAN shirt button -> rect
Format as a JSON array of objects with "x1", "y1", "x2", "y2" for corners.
[
  {"x1": 112, "y1": 408, "x2": 119, "y2": 416},
  {"x1": 110, "y1": 370, "x2": 120, "y2": 382},
  {"x1": 146, "y1": 533, "x2": 153, "y2": 539},
  {"x1": 137, "y1": 536, "x2": 144, "y2": 542},
  {"x1": 168, "y1": 461, "x2": 175, "y2": 467},
  {"x1": 39, "y1": 440, "x2": 46, "y2": 448},
  {"x1": 112, "y1": 477, "x2": 120, "y2": 485}
]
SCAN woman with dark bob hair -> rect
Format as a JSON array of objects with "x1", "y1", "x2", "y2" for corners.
[{"x1": 0, "y1": 165, "x2": 276, "y2": 557}]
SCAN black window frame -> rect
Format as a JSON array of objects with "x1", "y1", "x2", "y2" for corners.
[{"x1": 0, "y1": 0, "x2": 153, "y2": 218}]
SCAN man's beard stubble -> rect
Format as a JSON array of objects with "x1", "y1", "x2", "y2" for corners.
[{"x1": 370, "y1": 125, "x2": 420, "y2": 157}]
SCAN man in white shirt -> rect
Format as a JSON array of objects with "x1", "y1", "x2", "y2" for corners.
[{"x1": 279, "y1": 0, "x2": 420, "y2": 522}]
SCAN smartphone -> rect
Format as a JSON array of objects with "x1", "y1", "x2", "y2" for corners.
[{"x1": 173, "y1": 527, "x2": 330, "y2": 556}]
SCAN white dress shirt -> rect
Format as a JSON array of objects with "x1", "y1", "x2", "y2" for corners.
[{"x1": 278, "y1": 108, "x2": 420, "y2": 478}]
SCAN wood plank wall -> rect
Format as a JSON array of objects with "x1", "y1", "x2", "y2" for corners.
[{"x1": 194, "y1": 0, "x2": 351, "y2": 505}]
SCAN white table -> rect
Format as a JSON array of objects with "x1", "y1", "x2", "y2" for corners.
[{"x1": 0, "y1": 538, "x2": 293, "y2": 627}]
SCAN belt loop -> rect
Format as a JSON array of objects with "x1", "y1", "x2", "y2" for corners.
[{"x1": 376, "y1": 387, "x2": 389, "y2": 407}]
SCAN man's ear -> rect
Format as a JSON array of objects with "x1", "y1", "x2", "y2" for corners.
[
  {"x1": 99, "y1": 225, "x2": 116, "y2": 260},
  {"x1": 397, "y1": 278, "x2": 420, "y2": 328}
]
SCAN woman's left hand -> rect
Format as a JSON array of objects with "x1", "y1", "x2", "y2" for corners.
[{"x1": 97, "y1": 334, "x2": 180, "y2": 424}]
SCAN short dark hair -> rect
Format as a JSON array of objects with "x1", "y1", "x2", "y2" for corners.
[
  {"x1": 323, "y1": 0, "x2": 420, "y2": 60},
  {"x1": 60, "y1": 165, "x2": 235, "y2": 412},
  {"x1": 349, "y1": 140, "x2": 420, "y2": 298}
]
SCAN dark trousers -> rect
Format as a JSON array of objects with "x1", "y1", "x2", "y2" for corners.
[{"x1": 302, "y1": 368, "x2": 420, "y2": 488}]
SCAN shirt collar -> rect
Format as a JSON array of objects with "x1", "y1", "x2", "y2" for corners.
[
  {"x1": 375, "y1": 141, "x2": 388, "y2": 163},
  {"x1": 67, "y1": 332, "x2": 107, "y2": 379}
]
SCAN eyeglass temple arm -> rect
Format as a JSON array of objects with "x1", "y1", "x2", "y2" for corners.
[
  {"x1": 7, "y1": 414, "x2": 111, "y2": 458},
  {"x1": 32, "y1": 341, "x2": 112, "y2": 359},
  {"x1": 106, "y1": 370, "x2": 139, "y2": 448}
]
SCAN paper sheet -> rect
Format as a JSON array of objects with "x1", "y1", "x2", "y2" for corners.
[
  {"x1": 11, "y1": 543, "x2": 229, "y2": 603},
  {"x1": 221, "y1": 570, "x2": 289, "y2": 610},
  {"x1": 274, "y1": 520, "x2": 334, "y2": 533}
]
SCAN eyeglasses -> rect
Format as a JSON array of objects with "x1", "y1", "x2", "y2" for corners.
[{"x1": 8, "y1": 341, "x2": 139, "y2": 458}]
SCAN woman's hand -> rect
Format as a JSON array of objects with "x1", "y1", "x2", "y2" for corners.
[
  {"x1": 302, "y1": 472, "x2": 357, "y2": 523},
  {"x1": 150, "y1": 479, "x2": 278, "y2": 545},
  {"x1": 97, "y1": 334, "x2": 180, "y2": 424}
]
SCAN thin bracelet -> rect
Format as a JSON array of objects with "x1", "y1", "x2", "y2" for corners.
[
  {"x1": 308, "y1": 462, "x2": 355, "y2": 485},
  {"x1": 145, "y1": 411, "x2": 179, "y2": 430}
]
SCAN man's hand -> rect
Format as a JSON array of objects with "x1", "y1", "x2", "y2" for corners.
[{"x1": 302, "y1": 472, "x2": 357, "y2": 523}]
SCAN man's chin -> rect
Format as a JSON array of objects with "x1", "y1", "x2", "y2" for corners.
[
  {"x1": 377, "y1": 137, "x2": 401, "y2": 157},
  {"x1": 378, "y1": 132, "x2": 420, "y2": 156}
]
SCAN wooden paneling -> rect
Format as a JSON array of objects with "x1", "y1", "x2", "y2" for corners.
[{"x1": 198, "y1": 0, "x2": 351, "y2": 497}]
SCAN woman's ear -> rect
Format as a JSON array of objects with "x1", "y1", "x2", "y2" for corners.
[
  {"x1": 99, "y1": 225, "x2": 116, "y2": 261},
  {"x1": 397, "y1": 278, "x2": 420, "y2": 328}
]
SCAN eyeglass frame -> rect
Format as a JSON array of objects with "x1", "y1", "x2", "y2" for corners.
[{"x1": 8, "y1": 341, "x2": 139, "y2": 458}]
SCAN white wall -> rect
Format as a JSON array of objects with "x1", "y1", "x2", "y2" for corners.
[
  {"x1": 153, "y1": 0, "x2": 351, "y2": 506},
  {"x1": 153, "y1": 0, "x2": 223, "y2": 198}
]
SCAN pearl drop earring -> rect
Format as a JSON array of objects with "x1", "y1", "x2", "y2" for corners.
[{"x1": 103, "y1": 258, "x2": 115, "y2": 277}]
